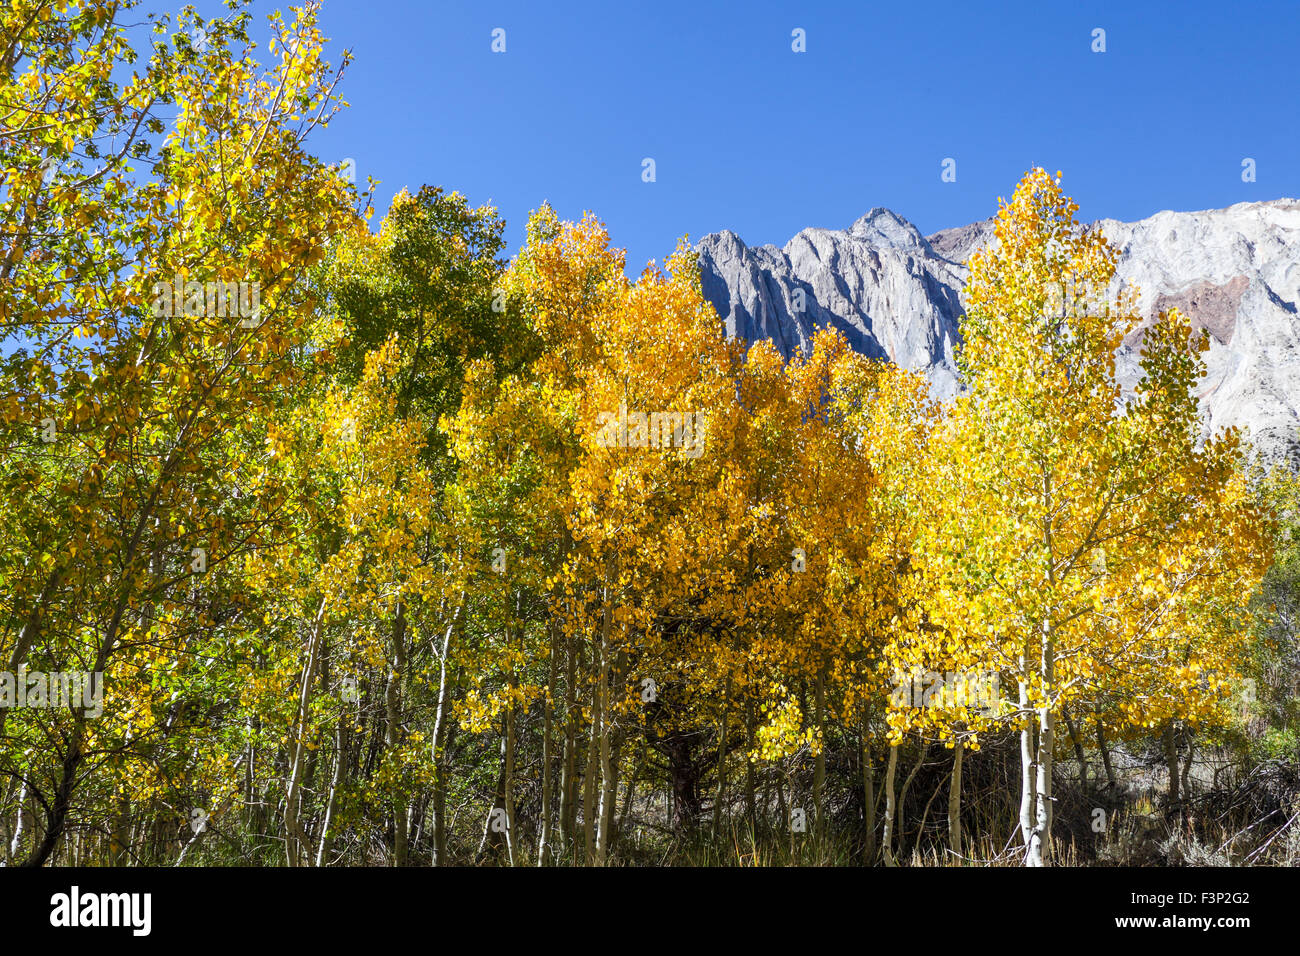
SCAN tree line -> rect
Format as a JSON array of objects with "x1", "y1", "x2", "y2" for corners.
[{"x1": 1, "y1": 1, "x2": 1292, "y2": 867}]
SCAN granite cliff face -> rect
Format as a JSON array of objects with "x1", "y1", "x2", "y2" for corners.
[
  {"x1": 698, "y1": 209, "x2": 967, "y2": 401},
  {"x1": 696, "y1": 199, "x2": 1300, "y2": 464}
]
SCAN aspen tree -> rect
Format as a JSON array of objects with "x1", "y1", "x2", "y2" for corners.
[{"x1": 916, "y1": 169, "x2": 1271, "y2": 865}]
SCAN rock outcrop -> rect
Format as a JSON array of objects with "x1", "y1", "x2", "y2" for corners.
[{"x1": 697, "y1": 199, "x2": 1300, "y2": 464}]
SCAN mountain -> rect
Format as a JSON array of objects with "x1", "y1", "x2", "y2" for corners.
[{"x1": 696, "y1": 199, "x2": 1300, "y2": 466}]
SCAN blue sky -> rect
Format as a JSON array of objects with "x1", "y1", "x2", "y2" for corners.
[{"x1": 164, "y1": 0, "x2": 1298, "y2": 271}]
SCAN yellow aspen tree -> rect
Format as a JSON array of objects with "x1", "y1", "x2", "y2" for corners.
[
  {"x1": 735, "y1": 330, "x2": 934, "y2": 850},
  {"x1": 565, "y1": 238, "x2": 741, "y2": 858},
  {"x1": 0, "y1": 1, "x2": 358, "y2": 865},
  {"x1": 916, "y1": 169, "x2": 1272, "y2": 866}
]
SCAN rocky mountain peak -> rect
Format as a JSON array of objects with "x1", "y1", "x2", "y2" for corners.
[
  {"x1": 847, "y1": 208, "x2": 930, "y2": 251},
  {"x1": 697, "y1": 199, "x2": 1300, "y2": 465}
]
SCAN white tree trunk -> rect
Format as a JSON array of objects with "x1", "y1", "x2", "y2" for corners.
[
  {"x1": 948, "y1": 737, "x2": 963, "y2": 854},
  {"x1": 594, "y1": 598, "x2": 614, "y2": 866},
  {"x1": 1018, "y1": 673, "x2": 1043, "y2": 867},
  {"x1": 882, "y1": 743, "x2": 899, "y2": 867}
]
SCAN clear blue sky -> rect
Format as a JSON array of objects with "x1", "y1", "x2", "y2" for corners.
[{"x1": 166, "y1": 0, "x2": 1299, "y2": 271}]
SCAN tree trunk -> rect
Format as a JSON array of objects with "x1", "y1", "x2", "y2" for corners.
[
  {"x1": 386, "y1": 600, "x2": 408, "y2": 866},
  {"x1": 429, "y1": 600, "x2": 462, "y2": 867},
  {"x1": 503, "y1": 700, "x2": 517, "y2": 866},
  {"x1": 0, "y1": 567, "x2": 65, "y2": 748},
  {"x1": 498, "y1": 597, "x2": 520, "y2": 867},
  {"x1": 895, "y1": 739, "x2": 927, "y2": 857},
  {"x1": 882, "y1": 742, "x2": 900, "y2": 867},
  {"x1": 598, "y1": 730, "x2": 621, "y2": 863},
  {"x1": 316, "y1": 715, "x2": 347, "y2": 866},
  {"x1": 1018, "y1": 674, "x2": 1042, "y2": 867},
  {"x1": 1062, "y1": 706, "x2": 1088, "y2": 789},
  {"x1": 948, "y1": 736, "x2": 964, "y2": 855},
  {"x1": 582, "y1": 644, "x2": 600, "y2": 865},
  {"x1": 1035, "y1": 703, "x2": 1055, "y2": 865},
  {"x1": 285, "y1": 597, "x2": 328, "y2": 867},
  {"x1": 617, "y1": 742, "x2": 643, "y2": 854},
  {"x1": 475, "y1": 749, "x2": 508, "y2": 864},
  {"x1": 745, "y1": 701, "x2": 757, "y2": 834},
  {"x1": 667, "y1": 734, "x2": 702, "y2": 835},
  {"x1": 813, "y1": 668, "x2": 826, "y2": 840},
  {"x1": 0, "y1": 780, "x2": 13, "y2": 866},
  {"x1": 8, "y1": 779, "x2": 28, "y2": 863},
  {"x1": 1095, "y1": 713, "x2": 1117, "y2": 789},
  {"x1": 594, "y1": 595, "x2": 614, "y2": 866},
  {"x1": 538, "y1": 617, "x2": 559, "y2": 865},
  {"x1": 1164, "y1": 721, "x2": 1180, "y2": 812},
  {"x1": 559, "y1": 627, "x2": 578, "y2": 854},
  {"x1": 713, "y1": 677, "x2": 731, "y2": 839},
  {"x1": 861, "y1": 728, "x2": 876, "y2": 863}
]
